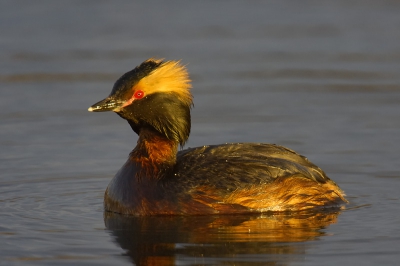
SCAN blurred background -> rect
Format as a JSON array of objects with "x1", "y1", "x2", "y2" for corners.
[{"x1": 1, "y1": 1, "x2": 399, "y2": 265}]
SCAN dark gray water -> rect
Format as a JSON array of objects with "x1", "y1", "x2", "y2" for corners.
[{"x1": 1, "y1": 1, "x2": 400, "y2": 265}]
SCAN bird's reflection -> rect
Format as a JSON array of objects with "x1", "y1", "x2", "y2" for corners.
[{"x1": 105, "y1": 210, "x2": 341, "y2": 266}]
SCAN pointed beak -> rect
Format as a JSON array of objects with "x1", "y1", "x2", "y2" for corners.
[{"x1": 88, "y1": 96, "x2": 124, "y2": 112}]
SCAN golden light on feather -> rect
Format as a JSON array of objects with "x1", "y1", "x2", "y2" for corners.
[{"x1": 134, "y1": 59, "x2": 193, "y2": 107}]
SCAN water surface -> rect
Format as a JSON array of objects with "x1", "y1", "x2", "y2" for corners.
[{"x1": 1, "y1": 1, "x2": 400, "y2": 265}]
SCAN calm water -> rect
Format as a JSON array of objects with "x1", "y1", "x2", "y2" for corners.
[{"x1": 1, "y1": 1, "x2": 400, "y2": 265}]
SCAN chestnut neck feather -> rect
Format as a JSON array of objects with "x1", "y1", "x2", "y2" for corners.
[{"x1": 129, "y1": 127, "x2": 178, "y2": 179}]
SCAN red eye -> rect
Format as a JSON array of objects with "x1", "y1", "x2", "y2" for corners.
[{"x1": 134, "y1": 90, "x2": 144, "y2": 99}]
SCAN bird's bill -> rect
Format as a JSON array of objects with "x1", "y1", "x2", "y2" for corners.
[{"x1": 88, "y1": 96, "x2": 124, "y2": 112}]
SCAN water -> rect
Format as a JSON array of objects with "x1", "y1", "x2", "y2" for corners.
[{"x1": 1, "y1": 1, "x2": 400, "y2": 265}]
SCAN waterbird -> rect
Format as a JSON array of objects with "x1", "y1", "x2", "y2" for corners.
[{"x1": 88, "y1": 58, "x2": 347, "y2": 215}]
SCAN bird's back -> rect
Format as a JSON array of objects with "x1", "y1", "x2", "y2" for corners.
[
  {"x1": 173, "y1": 143, "x2": 330, "y2": 187},
  {"x1": 164, "y1": 143, "x2": 346, "y2": 214}
]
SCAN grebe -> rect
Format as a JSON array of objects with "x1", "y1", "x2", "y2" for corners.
[{"x1": 88, "y1": 58, "x2": 347, "y2": 215}]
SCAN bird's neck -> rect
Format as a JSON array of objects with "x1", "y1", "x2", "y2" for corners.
[{"x1": 129, "y1": 127, "x2": 178, "y2": 178}]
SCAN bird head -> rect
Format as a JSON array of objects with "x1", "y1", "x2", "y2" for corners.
[{"x1": 88, "y1": 58, "x2": 192, "y2": 146}]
